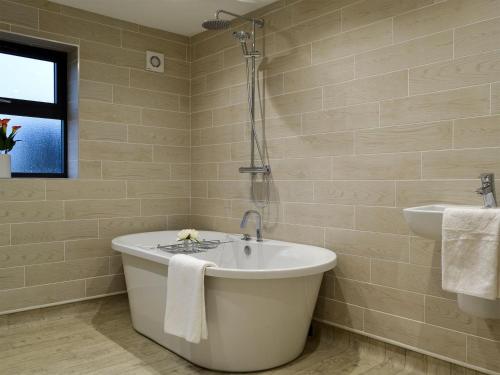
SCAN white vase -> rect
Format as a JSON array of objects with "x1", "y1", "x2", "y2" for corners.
[{"x1": 0, "y1": 154, "x2": 11, "y2": 178}]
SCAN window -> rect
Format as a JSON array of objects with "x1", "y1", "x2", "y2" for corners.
[{"x1": 0, "y1": 40, "x2": 67, "y2": 177}]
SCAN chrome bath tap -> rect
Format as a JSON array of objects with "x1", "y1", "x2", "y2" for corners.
[
  {"x1": 240, "y1": 210, "x2": 263, "y2": 242},
  {"x1": 476, "y1": 173, "x2": 497, "y2": 208}
]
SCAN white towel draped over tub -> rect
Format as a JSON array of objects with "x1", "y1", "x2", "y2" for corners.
[
  {"x1": 164, "y1": 254, "x2": 217, "y2": 344},
  {"x1": 442, "y1": 207, "x2": 500, "y2": 300}
]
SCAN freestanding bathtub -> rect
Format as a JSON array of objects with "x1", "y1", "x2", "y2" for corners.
[{"x1": 111, "y1": 231, "x2": 337, "y2": 372}]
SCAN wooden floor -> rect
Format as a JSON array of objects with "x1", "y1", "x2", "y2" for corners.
[{"x1": 0, "y1": 295, "x2": 484, "y2": 375}]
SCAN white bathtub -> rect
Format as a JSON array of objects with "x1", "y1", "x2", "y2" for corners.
[{"x1": 111, "y1": 231, "x2": 337, "y2": 372}]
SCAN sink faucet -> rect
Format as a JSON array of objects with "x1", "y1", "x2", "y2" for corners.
[
  {"x1": 240, "y1": 210, "x2": 263, "y2": 242},
  {"x1": 476, "y1": 173, "x2": 497, "y2": 208}
]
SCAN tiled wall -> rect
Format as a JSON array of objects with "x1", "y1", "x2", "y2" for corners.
[
  {"x1": 0, "y1": 0, "x2": 190, "y2": 313},
  {"x1": 189, "y1": 0, "x2": 500, "y2": 373}
]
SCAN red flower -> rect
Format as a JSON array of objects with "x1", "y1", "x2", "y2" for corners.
[
  {"x1": 11, "y1": 126, "x2": 21, "y2": 134},
  {"x1": 0, "y1": 119, "x2": 10, "y2": 126}
]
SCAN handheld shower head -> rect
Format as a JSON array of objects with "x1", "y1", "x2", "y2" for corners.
[
  {"x1": 233, "y1": 30, "x2": 250, "y2": 56},
  {"x1": 201, "y1": 18, "x2": 231, "y2": 30}
]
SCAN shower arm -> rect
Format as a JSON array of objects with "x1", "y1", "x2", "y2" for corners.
[{"x1": 214, "y1": 9, "x2": 264, "y2": 28}]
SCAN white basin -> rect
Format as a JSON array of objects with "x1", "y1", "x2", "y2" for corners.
[{"x1": 402, "y1": 204, "x2": 463, "y2": 240}]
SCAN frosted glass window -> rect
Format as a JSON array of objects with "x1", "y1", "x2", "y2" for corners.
[
  {"x1": 0, "y1": 53, "x2": 55, "y2": 103},
  {"x1": 1, "y1": 114, "x2": 63, "y2": 174}
]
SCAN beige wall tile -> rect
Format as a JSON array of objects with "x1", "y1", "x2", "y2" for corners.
[
  {"x1": 26, "y1": 257, "x2": 109, "y2": 286},
  {"x1": 364, "y1": 310, "x2": 467, "y2": 361},
  {"x1": 380, "y1": 85, "x2": 490, "y2": 126},
  {"x1": 410, "y1": 236, "x2": 441, "y2": 268},
  {"x1": 101, "y1": 161, "x2": 170, "y2": 180},
  {"x1": 80, "y1": 100, "x2": 141, "y2": 124},
  {"x1": 355, "y1": 31, "x2": 453, "y2": 78},
  {"x1": 0, "y1": 242, "x2": 64, "y2": 268},
  {"x1": 0, "y1": 0, "x2": 37, "y2": 28},
  {"x1": 190, "y1": 198, "x2": 231, "y2": 217},
  {"x1": 140, "y1": 198, "x2": 189, "y2": 216},
  {"x1": 205, "y1": 65, "x2": 246, "y2": 92},
  {"x1": 371, "y1": 260, "x2": 454, "y2": 299},
  {"x1": 128, "y1": 126, "x2": 188, "y2": 146},
  {"x1": 85, "y1": 274, "x2": 126, "y2": 297},
  {"x1": 80, "y1": 60, "x2": 129, "y2": 86},
  {"x1": 0, "y1": 267, "x2": 24, "y2": 290},
  {"x1": 80, "y1": 40, "x2": 144, "y2": 69},
  {"x1": 488, "y1": 82, "x2": 500, "y2": 114},
  {"x1": 302, "y1": 103, "x2": 379, "y2": 134},
  {"x1": 127, "y1": 181, "x2": 189, "y2": 198},
  {"x1": 262, "y1": 45, "x2": 312, "y2": 77},
  {"x1": 192, "y1": 124, "x2": 245, "y2": 146},
  {"x1": 207, "y1": 181, "x2": 250, "y2": 200},
  {"x1": 453, "y1": 115, "x2": 500, "y2": 149},
  {"x1": 64, "y1": 199, "x2": 140, "y2": 220},
  {"x1": 289, "y1": 0, "x2": 356, "y2": 24},
  {"x1": 122, "y1": 30, "x2": 186, "y2": 61},
  {"x1": 192, "y1": 163, "x2": 218, "y2": 180},
  {"x1": 455, "y1": 17, "x2": 500, "y2": 58},
  {"x1": 0, "y1": 201, "x2": 63, "y2": 224},
  {"x1": 355, "y1": 206, "x2": 409, "y2": 235},
  {"x1": 0, "y1": 180, "x2": 45, "y2": 201},
  {"x1": 467, "y1": 336, "x2": 500, "y2": 373},
  {"x1": 422, "y1": 148, "x2": 500, "y2": 179},
  {"x1": 142, "y1": 109, "x2": 188, "y2": 129},
  {"x1": 274, "y1": 11, "x2": 341, "y2": 52},
  {"x1": 284, "y1": 203, "x2": 354, "y2": 228},
  {"x1": 394, "y1": 0, "x2": 500, "y2": 43},
  {"x1": 268, "y1": 157, "x2": 331, "y2": 180},
  {"x1": 314, "y1": 298, "x2": 364, "y2": 329},
  {"x1": 80, "y1": 121, "x2": 127, "y2": 142},
  {"x1": 11, "y1": 220, "x2": 98, "y2": 245},
  {"x1": 267, "y1": 88, "x2": 322, "y2": 117},
  {"x1": 0, "y1": 225, "x2": 9, "y2": 247},
  {"x1": 79, "y1": 80, "x2": 113, "y2": 102},
  {"x1": 342, "y1": 0, "x2": 433, "y2": 31},
  {"x1": 325, "y1": 228, "x2": 409, "y2": 261},
  {"x1": 191, "y1": 89, "x2": 230, "y2": 112},
  {"x1": 113, "y1": 86, "x2": 179, "y2": 111},
  {"x1": 284, "y1": 57, "x2": 353, "y2": 93},
  {"x1": 98, "y1": 216, "x2": 167, "y2": 239},
  {"x1": 332, "y1": 152, "x2": 421, "y2": 180},
  {"x1": 285, "y1": 132, "x2": 354, "y2": 158},
  {"x1": 264, "y1": 222, "x2": 325, "y2": 247},
  {"x1": 153, "y1": 145, "x2": 190, "y2": 163},
  {"x1": 80, "y1": 140, "x2": 152, "y2": 162},
  {"x1": 0, "y1": 280, "x2": 85, "y2": 313},
  {"x1": 396, "y1": 180, "x2": 482, "y2": 207},
  {"x1": 65, "y1": 239, "x2": 116, "y2": 260},
  {"x1": 312, "y1": 19, "x2": 392, "y2": 63},
  {"x1": 333, "y1": 253, "x2": 371, "y2": 282},
  {"x1": 192, "y1": 52, "x2": 224, "y2": 78},
  {"x1": 191, "y1": 144, "x2": 230, "y2": 163},
  {"x1": 39, "y1": 11, "x2": 121, "y2": 46},
  {"x1": 356, "y1": 121, "x2": 452, "y2": 154},
  {"x1": 410, "y1": 51, "x2": 500, "y2": 95},
  {"x1": 130, "y1": 70, "x2": 189, "y2": 96},
  {"x1": 324, "y1": 70, "x2": 408, "y2": 109},
  {"x1": 334, "y1": 278, "x2": 425, "y2": 321},
  {"x1": 426, "y1": 296, "x2": 500, "y2": 341},
  {"x1": 314, "y1": 181, "x2": 395, "y2": 206},
  {"x1": 212, "y1": 103, "x2": 248, "y2": 126}
]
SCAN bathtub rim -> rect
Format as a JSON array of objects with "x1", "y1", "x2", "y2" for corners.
[{"x1": 112, "y1": 230, "x2": 337, "y2": 280}]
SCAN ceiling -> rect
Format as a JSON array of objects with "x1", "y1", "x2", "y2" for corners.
[{"x1": 50, "y1": 0, "x2": 276, "y2": 37}]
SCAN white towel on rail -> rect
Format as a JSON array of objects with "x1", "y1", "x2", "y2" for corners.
[
  {"x1": 442, "y1": 207, "x2": 500, "y2": 300},
  {"x1": 164, "y1": 254, "x2": 216, "y2": 343}
]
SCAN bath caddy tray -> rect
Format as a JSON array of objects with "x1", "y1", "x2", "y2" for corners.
[{"x1": 156, "y1": 239, "x2": 232, "y2": 254}]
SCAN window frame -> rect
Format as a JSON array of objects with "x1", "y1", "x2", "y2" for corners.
[{"x1": 0, "y1": 40, "x2": 68, "y2": 178}]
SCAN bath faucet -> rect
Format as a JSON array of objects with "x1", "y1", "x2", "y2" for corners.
[
  {"x1": 240, "y1": 210, "x2": 263, "y2": 242},
  {"x1": 476, "y1": 173, "x2": 497, "y2": 208}
]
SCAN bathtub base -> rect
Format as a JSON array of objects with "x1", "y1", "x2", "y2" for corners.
[{"x1": 123, "y1": 253, "x2": 323, "y2": 372}]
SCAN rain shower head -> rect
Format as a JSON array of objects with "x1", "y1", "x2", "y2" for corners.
[{"x1": 201, "y1": 18, "x2": 231, "y2": 30}]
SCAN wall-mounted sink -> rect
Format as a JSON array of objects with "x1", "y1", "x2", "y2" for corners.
[{"x1": 403, "y1": 204, "x2": 456, "y2": 241}]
